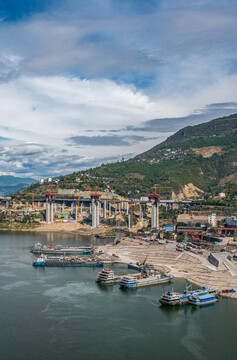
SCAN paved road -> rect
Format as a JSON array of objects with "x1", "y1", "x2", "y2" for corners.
[
  {"x1": 186, "y1": 251, "x2": 217, "y2": 271},
  {"x1": 217, "y1": 236, "x2": 234, "y2": 246},
  {"x1": 214, "y1": 252, "x2": 237, "y2": 277}
]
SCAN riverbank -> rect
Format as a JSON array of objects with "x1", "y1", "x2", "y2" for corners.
[
  {"x1": 97, "y1": 237, "x2": 237, "y2": 299},
  {"x1": 1, "y1": 231, "x2": 236, "y2": 360},
  {"x1": 0, "y1": 222, "x2": 109, "y2": 235}
]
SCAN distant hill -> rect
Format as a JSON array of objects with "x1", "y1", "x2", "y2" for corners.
[
  {"x1": 19, "y1": 114, "x2": 237, "y2": 200},
  {"x1": 140, "y1": 113, "x2": 237, "y2": 155},
  {"x1": 0, "y1": 176, "x2": 37, "y2": 196}
]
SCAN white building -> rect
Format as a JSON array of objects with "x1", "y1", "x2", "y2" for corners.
[{"x1": 207, "y1": 213, "x2": 217, "y2": 228}]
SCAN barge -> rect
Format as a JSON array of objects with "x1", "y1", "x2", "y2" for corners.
[
  {"x1": 119, "y1": 272, "x2": 172, "y2": 289},
  {"x1": 33, "y1": 255, "x2": 103, "y2": 267},
  {"x1": 31, "y1": 243, "x2": 93, "y2": 255}
]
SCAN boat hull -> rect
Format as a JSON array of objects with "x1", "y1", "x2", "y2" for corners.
[
  {"x1": 159, "y1": 298, "x2": 189, "y2": 306},
  {"x1": 33, "y1": 261, "x2": 103, "y2": 267},
  {"x1": 189, "y1": 299, "x2": 218, "y2": 306},
  {"x1": 31, "y1": 249, "x2": 91, "y2": 255},
  {"x1": 120, "y1": 276, "x2": 172, "y2": 289}
]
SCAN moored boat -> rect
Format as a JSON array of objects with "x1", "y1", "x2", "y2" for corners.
[
  {"x1": 189, "y1": 293, "x2": 218, "y2": 306},
  {"x1": 96, "y1": 269, "x2": 116, "y2": 284},
  {"x1": 159, "y1": 284, "x2": 218, "y2": 306},
  {"x1": 31, "y1": 242, "x2": 93, "y2": 255},
  {"x1": 119, "y1": 272, "x2": 172, "y2": 289},
  {"x1": 33, "y1": 255, "x2": 103, "y2": 267}
]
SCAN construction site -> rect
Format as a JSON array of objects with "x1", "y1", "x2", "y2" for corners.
[
  {"x1": 1, "y1": 184, "x2": 234, "y2": 232},
  {"x1": 1, "y1": 184, "x2": 237, "y2": 298},
  {"x1": 96, "y1": 236, "x2": 237, "y2": 299}
]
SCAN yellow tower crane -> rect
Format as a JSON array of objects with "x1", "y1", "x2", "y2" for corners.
[
  {"x1": 152, "y1": 185, "x2": 172, "y2": 195},
  {"x1": 186, "y1": 210, "x2": 215, "y2": 226},
  {"x1": 27, "y1": 193, "x2": 35, "y2": 207}
]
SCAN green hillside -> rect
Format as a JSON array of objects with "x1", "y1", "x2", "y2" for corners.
[{"x1": 20, "y1": 114, "x2": 237, "y2": 200}]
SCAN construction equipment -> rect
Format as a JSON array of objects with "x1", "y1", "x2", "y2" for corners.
[
  {"x1": 73, "y1": 194, "x2": 80, "y2": 220},
  {"x1": 152, "y1": 185, "x2": 172, "y2": 195},
  {"x1": 78, "y1": 194, "x2": 80, "y2": 220},
  {"x1": 141, "y1": 255, "x2": 148, "y2": 266},
  {"x1": 27, "y1": 193, "x2": 35, "y2": 207},
  {"x1": 48, "y1": 238, "x2": 57, "y2": 249},
  {"x1": 106, "y1": 192, "x2": 109, "y2": 218},
  {"x1": 186, "y1": 210, "x2": 216, "y2": 226},
  {"x1": 131, "y1": 203, "x2": 133, "y2": 227}
]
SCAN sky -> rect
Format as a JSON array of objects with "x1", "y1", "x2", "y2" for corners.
[{"x1": 0, "y1": 0, "x2": 237, "y2": 178}]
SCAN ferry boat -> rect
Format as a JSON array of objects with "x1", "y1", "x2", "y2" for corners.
[
  {"x1": 33, "y1": 255, "x2": 103, "y2": 267},
  {"x1": 31, "y1": 243, "x2": 93, "y2": 255},
  {"x1": 119, "y1": 272, "x2": 172, "y2": 289},
  {"x1": 189, "y1": 293, "x2": 218, "y2": 306},
  {"x1": 159, "y1": 285, "x2": 218, "y2": 306},
  {"x1": 96, "y1": 269, "x2": 117, "y2": 284}
]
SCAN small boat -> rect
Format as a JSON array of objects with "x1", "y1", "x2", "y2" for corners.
[
  {"x1": 189, "y1": 293, "x2": 218, "y2": 306},
  {"x1": 222, "y1": 289, "x2": 236, "y2": 293},
  {"x1": 31, "y1": 242, "x2": 93, "y2": 255},
  {"x1": 33, "y1": 255, "x2": 103, "y2": 267}
]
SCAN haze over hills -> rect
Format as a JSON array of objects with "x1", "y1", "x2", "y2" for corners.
[
  {"x1": 23, "y1": 114, "x2": 237, "y2": 200},
  {"x1": 0, "y1": 176, "x2": 36, "y2": 196}
]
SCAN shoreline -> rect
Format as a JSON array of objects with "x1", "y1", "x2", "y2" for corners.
[
  {"x1": 0, "y1": 224, "x2": 109, "y2": 235},
  {"x1": 96, "y1": 236, "x2": 237, "y2": 300}
]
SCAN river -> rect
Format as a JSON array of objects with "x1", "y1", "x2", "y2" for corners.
[{"x1": 0, "y1": 232, "x2": 236, "y2": 360}]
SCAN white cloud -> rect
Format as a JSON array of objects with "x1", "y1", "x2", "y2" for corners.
[{"x1": 0, "y1": 1, "x2": 237, "y2": 177}]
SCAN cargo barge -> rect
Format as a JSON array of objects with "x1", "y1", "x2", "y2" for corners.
[
  {"x1": 31, "y1": 243, "x2": 93, "y2": 255},
  {"x1": 119, "y1": 272, "x2": 172, "y2": 289},
  {"x1": 33, "y1": 256, "x2": 103, "y2": 267}
]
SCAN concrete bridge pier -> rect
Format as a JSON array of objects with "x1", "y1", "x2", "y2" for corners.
[
  {"x1": 91, "y1": 199, "x2": 100, "y2": 227},
  {"x1": 50, "y1": 202, "x2": 54, "y2": 223},
  {"x1": 80, "y1": 202, "x2": 83, "y2": 217},
  {"x1": 126, "y1": 202, "x2": 129, "y2": 215},
  {"x1": 139, "y1": 204, "x2": 143, "y2": 220},
  {"x1": 103, "y1": 200, "x2": 107, "y2": 218},
  {"x1": 75, "y1": 203, "x2": 78, "y2": 221},
  {"x1": 151, "y1": 202, "x2": 159, "y2": 229},
  {"x1": 46, "y1": 201, "x2": 50, "y2": 223},
  {"x1": 128, "y1": 209, "x2": 132, "y2": 229}
]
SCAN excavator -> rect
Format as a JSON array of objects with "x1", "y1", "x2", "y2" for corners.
[{"x1": 48, "y1": 238, "x2": 57, "y2": 249}]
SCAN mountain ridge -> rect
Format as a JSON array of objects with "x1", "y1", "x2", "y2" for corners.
[
  {"x1": 16, "y1": 113, "x2": 237, "y2": 200},
  {"x1": 0, "y1": 175, "x2": 36, "y2": 196}
]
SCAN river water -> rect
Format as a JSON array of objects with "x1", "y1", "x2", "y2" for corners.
[{"x1": 0, "y1": 232, "x2": 236, "y2": 360}]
